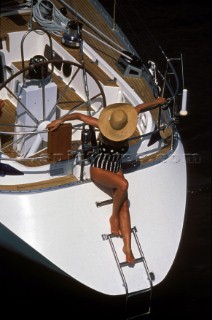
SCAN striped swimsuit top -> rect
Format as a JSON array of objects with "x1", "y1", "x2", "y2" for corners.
[{"x1": 90, "y1": 141, "x2": 128, "y2": 173}]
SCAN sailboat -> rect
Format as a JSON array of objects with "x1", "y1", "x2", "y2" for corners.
[{"x1": 0, "y1": 0, "x2": 188, "y2": 318}]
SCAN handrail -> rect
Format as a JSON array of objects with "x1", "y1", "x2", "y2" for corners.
[
  {"x1": 0, "y1": 155, "x2": 49, "y2": 161},
  {"x1": 0, "y1": 130, "x2": 47, "y2": 136}
]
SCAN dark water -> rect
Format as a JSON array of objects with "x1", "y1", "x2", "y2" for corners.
[
  {"x1": 0, "y1": 0, "x2": 211, "y2": 318},
  {"x1": 104, "y1": 1, "x2": 211, "y2": 318}
]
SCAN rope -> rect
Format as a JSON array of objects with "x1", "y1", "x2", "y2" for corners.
[{"x1": 32, "y1": 0, "x2": 70, "y2": 36}]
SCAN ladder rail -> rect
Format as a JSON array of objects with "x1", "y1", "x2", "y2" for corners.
[
  {"x1": 102, "y1": 233, "x2": 128, "y2": 294},
  {"x1": 131, "y1": 227, "x2": 153, "y2": 288}
]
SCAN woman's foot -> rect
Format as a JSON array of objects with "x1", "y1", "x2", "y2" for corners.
[
  {"x1": 109, "y1": 215, "x2": 120, "y2": 236},
  {"x1": 123, "y1": 247, "x2": 135, "y2": 265}
]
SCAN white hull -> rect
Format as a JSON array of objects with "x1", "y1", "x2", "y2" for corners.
[{"x1": 0, "y1": 138, "x2": 186, "y2": 295}]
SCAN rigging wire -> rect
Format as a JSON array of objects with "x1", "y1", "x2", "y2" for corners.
[{"x1": 82, "y1": 29, "x2": 133, "y2": 60}]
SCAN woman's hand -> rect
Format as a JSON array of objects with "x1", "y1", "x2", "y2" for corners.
[
  {"x1": 156, "y1": 97, "x2": 166, "y2": 104},
  {"x1": 47, "y1": 119, "x2": 63, "y2": 131}
]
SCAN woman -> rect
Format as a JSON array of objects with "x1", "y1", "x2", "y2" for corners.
[{"x1": 47, "y1": 96, "x2": 166, "y2": 264}]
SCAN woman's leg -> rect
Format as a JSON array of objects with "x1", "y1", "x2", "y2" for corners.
[
  {"x1": 119, "y1": 199, "x2": 135, "y2": 264},
  {"x1": 90, "y1": 167, "x2": 135, "y2": 264},
  {"x1": 116, "y1": 171, "x2": 135, "y2": 264},
  {"x1": 90, "y1": 167, "x2": 128, "y2": 235}
]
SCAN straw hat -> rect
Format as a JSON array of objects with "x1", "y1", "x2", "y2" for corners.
[{"x1": 98, "y1": 103, "x2": 138, "y2": 141}]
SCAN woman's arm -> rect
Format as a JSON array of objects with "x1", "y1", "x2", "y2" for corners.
[
  {"x1": 47, "y1": 112, "x2": 99, "y2": 131},
  {"x1": 135, "y1": 97, "x2": 166, "y2": 114}
]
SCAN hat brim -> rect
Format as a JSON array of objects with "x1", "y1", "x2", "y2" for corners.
[{"x1": 98, "y1": 103, "x2": 138, "y2": 141}]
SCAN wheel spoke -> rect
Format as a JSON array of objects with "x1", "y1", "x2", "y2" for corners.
[{"x1": 5, "y1": 84, "x2": 39, "y2": 125}]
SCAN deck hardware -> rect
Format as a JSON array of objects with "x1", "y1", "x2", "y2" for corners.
[{"x1": 116, "y1": 51, "x2": 143, "y2": 78}]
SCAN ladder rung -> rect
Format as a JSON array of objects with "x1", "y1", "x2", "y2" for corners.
[
  {"x1": 120, "y1": 257, "x2": 144, "y2": 268},
  {"x1": 102, "y1": 226, "x2": 137, "y2": 240},
  {"x1": 96, "y1": 198, "x2": 113, "y2": 207}
]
